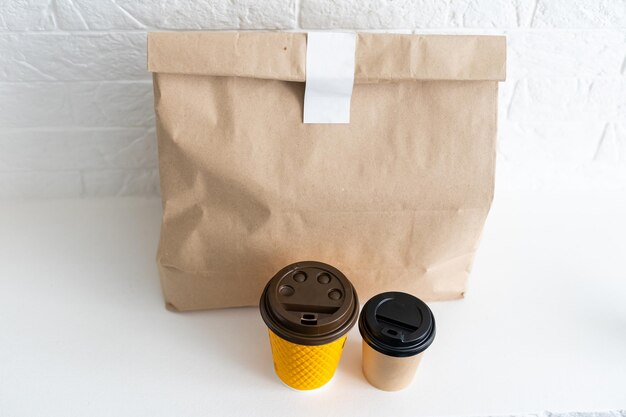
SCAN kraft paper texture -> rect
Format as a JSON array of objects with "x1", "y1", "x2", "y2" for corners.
[
  {"x1": 362, "y1": 341, "x2": 423, "y2": 391},
  {"x1": 148, "y1": 32, "x2": 506, "y2": 311}
]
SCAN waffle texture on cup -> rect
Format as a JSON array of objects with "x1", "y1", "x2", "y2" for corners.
[{"x1": 268, "y1": 330, "x2": 346, "y2": 390}]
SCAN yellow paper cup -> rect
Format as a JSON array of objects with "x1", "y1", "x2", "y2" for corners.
[
  {"x1": 268, "y1": 330, "x2": 347, "y2": 390},
  {"x1": 260, "y1": 261, "x2": 359, "y2": 390}
]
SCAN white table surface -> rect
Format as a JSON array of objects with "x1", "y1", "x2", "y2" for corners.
[{"x1": 1, "y1": 191, "x2": 625, "y2": 417}]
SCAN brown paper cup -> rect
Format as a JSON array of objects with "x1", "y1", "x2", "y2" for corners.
[
  {"x1": 359, "y1": 292, "x2": 435, "y2": 391},
  {"x1": 260, "y1": 261, "x2": 359, "y2": 390},
  {"x1": 362, "y1": 341, "x2": 424, "y2": 391}
]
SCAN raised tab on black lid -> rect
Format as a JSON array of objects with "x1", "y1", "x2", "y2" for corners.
[
  {"x1": 260, "y1": 261, "x2": 359, "y2": 346},
  {"x1": 359, "y1": 292, "x2": 435, "y2": 357}
]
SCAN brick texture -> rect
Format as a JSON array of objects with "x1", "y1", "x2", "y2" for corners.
[{"x1": 0, "y1": 0, "x2": 624, "y2": 198}]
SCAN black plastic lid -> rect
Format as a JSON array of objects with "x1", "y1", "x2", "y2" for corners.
[
  {"x1": 259, "y1": 261, "x2": 359, "y2": 346},
  {"x1": 359, "y1": 292, "x2": 435, "y2": 357}
]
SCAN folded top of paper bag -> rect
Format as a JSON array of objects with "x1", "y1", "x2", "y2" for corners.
[{"x1": 148, "y1": 32, "x2": 506, "y2": 83}]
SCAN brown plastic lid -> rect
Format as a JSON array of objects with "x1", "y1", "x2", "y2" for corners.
[{"x1": 259, "y1": 261, "x2": 359, "y2": 346}]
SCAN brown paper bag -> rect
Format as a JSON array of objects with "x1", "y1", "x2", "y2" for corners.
[{"x1": 148, "y1": 32, "x2": 506, "y2": 311}]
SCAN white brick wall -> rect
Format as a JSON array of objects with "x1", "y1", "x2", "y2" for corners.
[{"x1": 1, "y1": 0, "x2": 625, "y2": 199}]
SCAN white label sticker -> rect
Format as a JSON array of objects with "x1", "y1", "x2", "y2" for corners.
[{"x1": 303, "y1": 32, "x2": 356, "y2": 124}]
